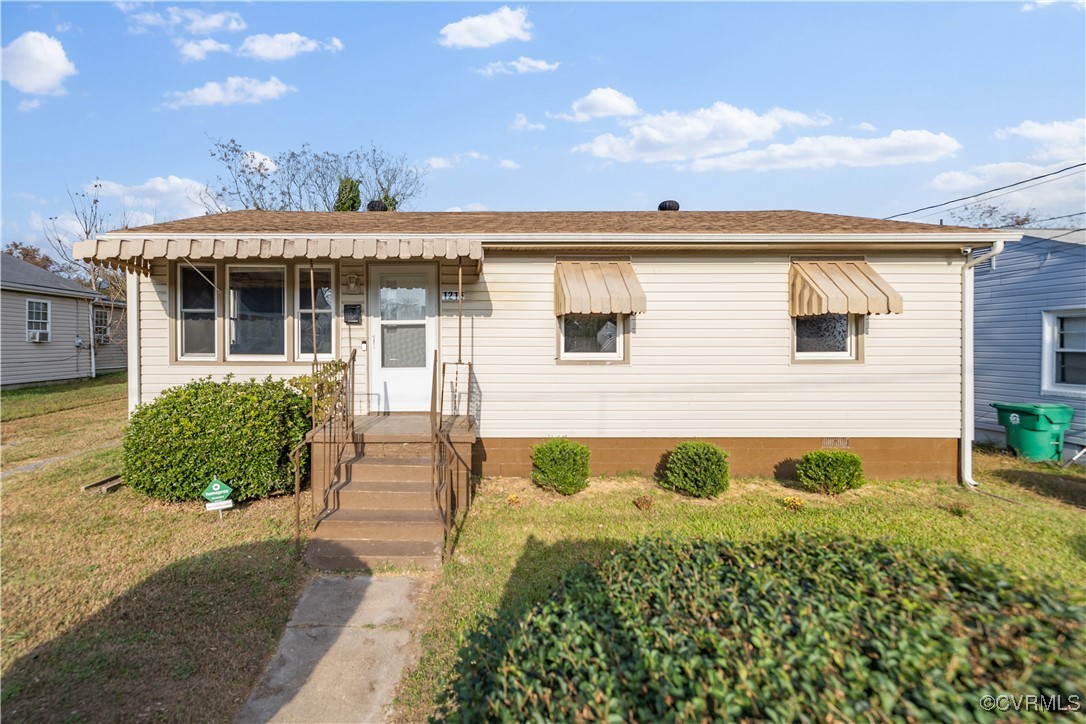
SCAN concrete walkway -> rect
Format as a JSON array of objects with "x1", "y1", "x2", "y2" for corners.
[{"x1": 238, "y1": 575, "x2": 425, "y2": 723}]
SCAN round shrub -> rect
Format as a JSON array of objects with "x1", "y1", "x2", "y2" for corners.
[
  {"x1": 124, "y1": 377, "x2": 310, "y2": 502},
  {"x1": 796, "y1": 449, "x2": 864, "y2": 494},
  {"x1": 662, "y1": 441, "x2": 729, "y2": 497},
  {"x1": 447, "y1": 534, "x2": 1085, "y2": 722},
  {"x1": 531, "y1": 438, "x2": 590, "y2": 495}
]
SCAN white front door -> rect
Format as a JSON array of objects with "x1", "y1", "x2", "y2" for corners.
[{"x1": 368, "y1": 265, "x2": 437, "y2": 412}]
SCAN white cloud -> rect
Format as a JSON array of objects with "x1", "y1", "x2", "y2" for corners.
[
  {"x1": 93, "y1": 175, "x2": 210, "y2": 219},
  {"x1": 238, "y1": 33, "x2": 344, "y2": 61},
  {"x1": 18, "y1": 99, "x2": 43, "y2": 112},
  {"x1": 476, "y1": 56, "x2": 559, "y2": 77},
  {"x1": 553, "y1": 87, "x2": 640, "y2": 123},
  {"x1": 1021, "y1": 0, "x2": 1082, "y2": 10},
  {"x1": 688, "y1": 130, "x2": 961, "y2": 172},
  {"x1": 499, "y1": 159, "x2": 521, "y2": 169},
  {"x1": 1, "y1": 32, "x2": 77, "y2": 96},
  {"x1": 510, "y1": 113, "x2": 545, "y2": 131},
  {"x1": 995, "y1": 118, "x2": 1085, "y2": 161},
  {"x1": 427, "y1": 152, "x2": 487, "y2": 170},
  {"x1": 167, "y1": 7, "x2": 246, "y2": 34},
  {"x1": 244, "y1": 151, "x2": 278, "y2": 173},
  {"x1": 162, "y1": 76, "x2": 295, "y2": 109},
  {"x1": 444, "y1": 203, "x2": 490, "y2": 212},
  {"x1": 55, "y1": 23, "x2": 72, "y2": 33},
  {"x1": 439, "y1": 6, "x2": 531, "y2": 49},
  {"x1": 931, "y1": 161, "x2": 1084, "y2": 213},
  {"x1": 176, "y1": 37, "x2": 231, "y2": 62},
  {"x1": 574, "y1": 100, "x2": 830, "y2": 163},
  {"x1": 854, "y1": 121, "x2": 877, "y2": 132}
]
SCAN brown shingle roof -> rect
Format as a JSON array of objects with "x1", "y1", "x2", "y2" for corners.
[{"x1": 109, "y1": 209, "x2": 979, "y2": 236}]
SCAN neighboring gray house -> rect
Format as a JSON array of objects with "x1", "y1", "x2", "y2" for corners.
[
  {"x1": 974, "y1": 229, "x2": 1085, "y2": 450},
  {"x1": 1, "y1": 253, "x2": 127, "y2": 388}
]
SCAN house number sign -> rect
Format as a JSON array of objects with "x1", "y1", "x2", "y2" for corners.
[{"x1": 442, "y1": 291, "x2": 463, "y2": 302}]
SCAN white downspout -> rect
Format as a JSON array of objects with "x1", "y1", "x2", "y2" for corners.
[
  {"x1": 126, "y1": 272, "x2": 141, "y2": 414},
  {"x1": 960, "y1": 241, "x2": 1005, "y2": 488},
  {"x1": 88, "y1": 299, "x2": 97, "y2": 379}
]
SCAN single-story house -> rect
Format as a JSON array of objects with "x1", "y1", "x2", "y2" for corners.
[
  {"x1": 974, "y1": 229, "x2": 1085, "y2": 452},
  {"x1": 1, "y1": 253, "x2": 127, "y2": 388},
  {"x1": 75, "y1": 207, "x2": 1017, "y2": 482}
]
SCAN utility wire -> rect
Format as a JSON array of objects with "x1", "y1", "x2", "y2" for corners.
[
  {"x1": 909, "y1": 170, "x2": 1085, "y2": 222},
  {"x1": 885, "y1": 162, "x2": 1086, "y2": 220}
]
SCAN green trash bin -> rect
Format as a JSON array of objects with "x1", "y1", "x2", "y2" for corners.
[{"x1": 990, "y1": 402, "x2": 1075, "y2": 462}]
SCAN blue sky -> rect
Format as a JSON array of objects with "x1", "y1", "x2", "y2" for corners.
[{"x1": 2, "y1": 1, "x2": 1084, "y2": 251}]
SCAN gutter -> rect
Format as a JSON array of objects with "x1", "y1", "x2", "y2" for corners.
[{"x1": 960, "y1": 241, "x2": 1006, "y2": 488}]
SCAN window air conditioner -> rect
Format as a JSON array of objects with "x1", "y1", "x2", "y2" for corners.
[{"x1": 28, "y1": 330, "x2": 50, "y2": 343}]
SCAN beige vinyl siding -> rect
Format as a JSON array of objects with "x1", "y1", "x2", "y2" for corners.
[
  {"x1": 440, "y1": 253, "x2": 963, "y2": 438},
  {"x1": 1, "y1": 290, "x2": 94, "y2": 386}
]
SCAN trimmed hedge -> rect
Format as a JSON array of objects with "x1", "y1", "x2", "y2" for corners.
[
  {"x1": 447, "y1": 534, "x2": 1085, "y2": 722},
  {"x1": 123, "y1": 377, "x2": 310, "y2": 502},
  {"x1": 531, "y1": 438, "x2": 590, "y2": 495},
  {"x1": 662, "y1": 441, "x2": 729, "y2": 498},
  {"x1": 796, "y1": 450, "x2": 865, "y2": 495}
]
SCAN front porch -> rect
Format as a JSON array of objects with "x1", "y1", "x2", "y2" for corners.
[{"x1": 305, "y1": 413, "x2": 476, "y2": 571}]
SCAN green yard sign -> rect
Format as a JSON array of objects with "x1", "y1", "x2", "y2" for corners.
[{"x1": 202, "y1": 477, "x2": 233, "y2": 503}]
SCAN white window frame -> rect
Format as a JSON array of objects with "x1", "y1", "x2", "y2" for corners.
[
  {"x1": 559, "y1": 313, "x2": 625, "y2": 362},
  {"x1": 226, "y1": 264, "x2": 288, "y2": 362},
  {"x1": 25, "y1": 299, "x2": 51, "y2": 342},
  {"x1": 1041, "y1": 307, "x2": 1086, "y2": 399},
  {"x1": 94, "y1": 308, "x2": 110, "y2": 343},
  {"x1": 295, "y1": 265, "x2": 336, "y2": 362},
  {"x1": 178, "y1": 265, "x2": 218, "y2": 360},
  {"x1": 793, "y1": 313, "x2": 858, "y2": 361}
]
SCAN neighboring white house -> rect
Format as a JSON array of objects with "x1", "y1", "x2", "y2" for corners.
[
  {"x1": 1, "y1": 253, "x2": 127, "y2": 388},
  {"x1": 974, "y1": 229, "x2": 1085, "y2": 451},
  {"x1": 75, "y1": 208, "x2": 1018, "y2": 481}
]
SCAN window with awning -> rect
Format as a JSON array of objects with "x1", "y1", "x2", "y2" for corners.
[{"x1": 554, "y1": 261, "x2": 645, "y2": 362}]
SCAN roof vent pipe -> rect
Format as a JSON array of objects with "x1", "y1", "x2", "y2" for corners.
[
  {"x1": 367, "y1": 199, "x2": 389, "y2": 212},
  {"x1": 658, "y1": 200, "x2": 680, "y2": 211}
]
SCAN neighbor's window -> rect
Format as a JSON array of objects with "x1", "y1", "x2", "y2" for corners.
[
  {"x1": 1042, "y1": 309, "x2": 1086, "y2": 396},
  {"x1": 26, "y1": 299, "x2": 50, "y2": 341},
  {"x1": 228, "y1": 266, "x2": 286, "y2": 358},
  {"x1": 94, "y1": 308, "x2": 110, "y2": 343},
  {"x1": 794, "y1": 313, "x2": 857, "y2": 360},
  {"x1": 297, "y1": 266, "x2": 334, "y2": 359},
  {"x1": 560, "y1": 313, "x2": 624, "y2": 361},
  {"x1": 179, "y1": 266, "x2": 216, "y2": 358}
]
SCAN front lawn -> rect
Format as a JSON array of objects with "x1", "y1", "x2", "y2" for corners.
[
  {"x1": 395, "y1": 452, "x2": 1086, "y2": 720},
  {"x1": 0, "y1": 375, "x2": 313, "y2": 721}
]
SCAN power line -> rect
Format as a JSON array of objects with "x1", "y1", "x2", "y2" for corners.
[
  {"x1": 909, "y1": 171, "x2": 1084, "y2": 222},
  {"x1": 1028, "y1": 212, "x2": 1086, "y2": 225},
  {"x1": 885, "y1": 162, "x2": 1086, "y2": 220}
]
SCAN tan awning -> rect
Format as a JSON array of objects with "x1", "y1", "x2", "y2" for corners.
[
  {"x1": 72, "y1": 236, "x2": 484, "y2": 275},
  {"x1": 790, "y1": 260, "x2": 903, "y2": 316},
  {"x1": 554, "y1": 261, "x2": 647, "y2": 316}
]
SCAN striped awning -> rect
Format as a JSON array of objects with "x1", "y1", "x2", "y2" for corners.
[
  {"x1": 72, "y1": 236, "x2": 484, "y2": 275},
  {"x1": 554, "y1": 261, "x2": 647, "y2": 316},
  {"x1": 789, "y1": 260, "x2": 903, "y2": 316}
]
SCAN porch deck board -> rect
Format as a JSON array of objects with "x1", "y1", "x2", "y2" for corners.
[{"x1": 353, "y1": 413, "x2": 475, "y2": 443}]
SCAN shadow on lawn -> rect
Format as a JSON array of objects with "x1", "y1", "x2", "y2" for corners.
[
  {"x1": 1, "y1": 539, "x2": 313, "y2": 723},
  {"x1": 993, "y1": 467, "x2": 1086, "y2": 509}
]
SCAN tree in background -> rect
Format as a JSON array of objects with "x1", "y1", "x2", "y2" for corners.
[
  {"x1": 203, "y1": 139, "x2": 427, "y2": 213},
  {"x1": 333, "y1": 177, "x2": 362, "y2": 212},
  {"x1": 3, "y1": 241, "x2": 62, "y2": 273},
  {"x1": 949, "y1": 202, "x2": 1038, "y2": 229}
]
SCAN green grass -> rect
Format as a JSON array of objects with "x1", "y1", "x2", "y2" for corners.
[
  {"x1": 0, "y1": 371, "x2": 127, "y2": 422},
  {"x1": 1, "y1": 374, "x2": 313, "y2": 722},
  {"x1": 394, "y1": 455, "x2": 1086, "y2": 721}
]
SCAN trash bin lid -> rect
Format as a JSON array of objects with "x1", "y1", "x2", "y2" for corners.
[{"x1": 990, "y1": 402, "x2": 1075, "y2": 424}]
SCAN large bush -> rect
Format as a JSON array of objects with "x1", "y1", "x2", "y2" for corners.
[
  {"x1": 124, "y1": 377, "x2": 310, "y2": 502},
  {"x1": 531, "y1": 438, "x2": 590, "y2": 495},
  {"x1": 662, "y1": 441, "x2": 729, "y2": 498},
  {"x1": 447, "y1": 534, "x2": 1084, "y2": 722},
  {"x1": 797, "y1": 449, "x2": 864, "y2": 494}
]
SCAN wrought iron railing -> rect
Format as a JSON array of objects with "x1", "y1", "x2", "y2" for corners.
[
  {"x1": 430, "y1": 351, "x2": 474, "y2": 560},
  {"x1": 292, "y1": 349, "x2": 356, "y2": 559}
]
